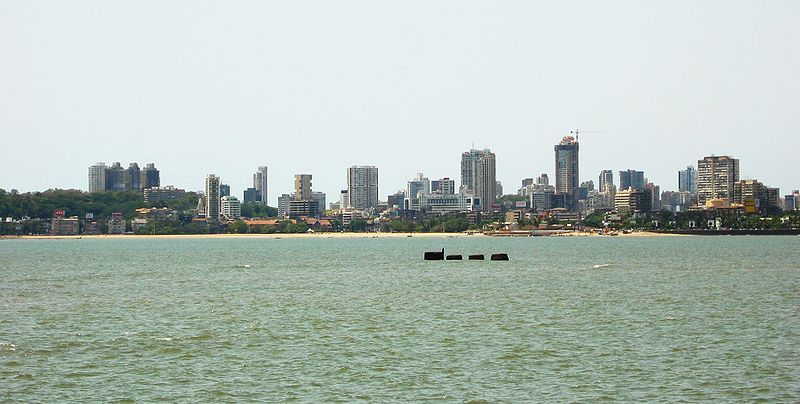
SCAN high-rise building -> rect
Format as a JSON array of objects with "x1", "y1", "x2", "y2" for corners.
[
  {"x1": 140, "y1": 163, "x2": 160, "y2": 190},
  {"x1": 619, "y1": 169, "x2": 645, "y2": 191},
  {"x1": 88, "y1": 162, "x2": 107, "y2": 193},
  {"x1": 220, "y1": 184, "x2": 231, "y2": 198},
  {"x1": 278, "y1": 194, "x2": 292, "y2": 217},
  {"x1": 496, "y1": 181, "x2": 504, "y2": 199},
  {"x1": 339, "y1": 190, "x2": 350, "y2": 210},
  {"x1": 205, "y1": 174, "x2": 221, "y2": 221},
  {"x1": 554, "y1": 137, "x2": 579, "y2": 210},
  {"x1": 243, "y1": 187, "x2": 259, "y2": 203},
  {"x1": 89, "y1": 161, "x2": 158, "y2": 192},
  {"x1": 106, "y1": 162, "x2": 126, "y2": 192},
  {"x1": 536, "y1": 174, "x2": 549, "y2": 187},
  {"x1": 697, "y1": 156, "x2": 740, "y2": 206},
  {"x1": 598, "y1": 170, "x2": 614, "y2": 194},
  {"x1": 311, "y1": 191, "x2": 326, "y2": 215},
  {"x1": 461, "y1": 149, "x2": 496, "y2": 211},
  {"x1": 124, "y1": 163, "x2": 141, "y2": 192},
  {"x1": 254, "y1": 166, "x2": 268, "y2": 204},
  {"x1": 678, "y1": 166, "x2": 697, "y2": 194},
  {"x1": 431, "y1": 178, "x2": 455, "y2": 195},
  {"x1": 144, "y1": 186, "x2": 185, "y2": 204},
  {"x1": 405, "y1": 173, "x2": 430, "y2": 211},
  {"x1": 347, "y1": 165, "x2": 379, "y2": 210},
  {"x1": 294, "y1": 174, "x2": 312, "y2": 201},
  {"x1": 221, "y1": 196, "x2": 241, "y2": 220}
]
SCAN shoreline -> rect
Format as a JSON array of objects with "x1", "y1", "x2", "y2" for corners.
[{"x1": 4, "y1": 231, "x2": 689, "y2": 240}]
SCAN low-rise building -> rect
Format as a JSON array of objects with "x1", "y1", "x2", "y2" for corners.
[{"x1": 108, "y1": 212, "x2": 126, "y2": 234}]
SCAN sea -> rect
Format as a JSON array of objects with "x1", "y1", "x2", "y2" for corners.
[{"x1": 1, "y1": 235, "x2": 798, "y2": 402}]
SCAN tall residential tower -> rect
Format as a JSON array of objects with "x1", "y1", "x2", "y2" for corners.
[
  {"x1": 554, "y1": 137, "x2": 579, "y2": 210},
  {"x1": 347, "y1": 165, "x2": 379, "y2": 210},
  {"x1": 460, "y1": 149, "x2": 496, "y2": 211}
]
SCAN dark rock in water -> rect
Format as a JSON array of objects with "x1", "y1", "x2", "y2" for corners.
[
  {"x1": 446, "y1": 255, "x2": 462, "y2": 260},
  {"x1": 490, "y1": 253, "x2": 509, "y2": 261},
  {"x1": 424, "y1": 248, "x2": 445, "y2": 260},
  {"x1": 468, "y1": 254, "x2": 485, "y2": 260}
]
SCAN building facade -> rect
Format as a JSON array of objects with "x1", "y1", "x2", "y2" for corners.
[
  {"x1": 697, "y1": 155, "x2": 740, "y2": 206},
  {"x1": 254, "y1": 166, "x2": 268, "y2": 204},
  {"x1": 461, "y1": 149, "x2": 496, "y2": 211},
  {"x1": 347, "y1": 165, "x2": 379, "y2": 210},
  {"x1": 554, "y1": 137, "x2": 579, "y2": 211},
  {"x1": 205, "y1": 174, "x2": 221, "y2": 222},
  {"x1": 619, "y1": 169, "x2": 645, "y2": 192},
  {"x1": 143, "y1": 186, "x2": 186, "y2": 204},
  {"x1": 678, "y1": 165, "x2": 697, "y2": 194},
  {"x1": 221, "y1": 196, "x2": 241, "y2": 220}
]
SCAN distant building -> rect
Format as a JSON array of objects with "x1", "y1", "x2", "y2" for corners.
[
  {"x1": 554, "y1": 137, "x2": 579, "y2": 211},
  {"x1": 733, "y1": 179, "x2": 780, "y2": 214},
  {"x1": 311, "y1": 192, "x2": 326, "y2": 215},
  {"x1": 277, "y1": 193, "x2": 292, "y2": 217},
  {"x1": 387, "y1": 191, "x2": 405, "y2": 209},
  {"x1": 614, "y1": 188, "x2": 651, "y2": 216},
  {"x1": 598, "y1": 170, "x2": 614, "y2": 194},
  {"x1": 531, "y1": 190, "x2": 553, "y2": 212},
  {"x1": 496, "y1": 181, "x2": 503, "y2": 198},
  {"x1": 243, "y1": 187, "x2": 260, "y2": 204},
  {"x1": 418, "y1": 190, "x2": 480, "y2": 213},
  {"x1": 678, "y1": 165, "x2": 697, "y2": 194},
  {"x1": 339, "y1": 190, "x2": 350, "y2": 210},
  {"x1": 88, "y1": 161, "x2": 158, "y2": 192},
  {"x1": 288, "y1": 199, "x2": 319, "y2": 218},
  {"x1": 51, "y1": 210, "x2": 79, "y2": 235},
  {"x1": 645, "y1": 183, "x2": 661, "y2": 211},
  {"x1": 661, "y1": 191, "x2": 696, "y2": 212},
  {"x1": 405, "y1": 173, "x2": 430, "y2": 211},
  {"x1": 294, "y1": 174, "x2": 312, "y2": 201},
  {"x1": 254, "y1": 166, "x2": 268, "y2": 204},
  {"x1": 619, "y1": 169, "x2": 645, "y2": 192},
  {"x1": 697, "y1": 156, "x2": 739, "y2": 207},
  {"x1": 108, "y1": 212, "x2": 126, "y2": 234},
  {"x1": 461, "y1": 149, "x2": 496, "y2": 211},
  {"x1": 88, "y1": 162, "x2": 107, "y2": 193},
  {"x1": 143, "y1": 186, "x2": 185, "y2": 204},
  {"x1": 431, "y1": 178, "x2": 455, "y2": 195},
  {"x1": 141, "y1": 163, "x2": 160, "y2": 190},
  {"x1": 221, "y1": 196, "x2": 241, "y2": 220},
  {"x1": 347, "y1": 165, "x2": 379, "y2": 210},
  {"x1": 205, "y1": 174, "x2": 221, "y2": 222},
  {"x1": 220, "y1": 184, "x2": 231, "y2": 198}
]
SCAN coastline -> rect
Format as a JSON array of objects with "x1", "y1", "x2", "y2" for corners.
[{"x1": 5, "y1": 230, "x2": 688, "y2": 240}]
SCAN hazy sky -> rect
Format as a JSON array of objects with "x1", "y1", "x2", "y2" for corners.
[{"x1": 2, "y1": 1, "x2": 798, "y2": 204}]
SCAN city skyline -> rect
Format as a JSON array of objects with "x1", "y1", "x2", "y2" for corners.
[{"x1": 1, "y1": 2, "x2": 798, "y2": 202}]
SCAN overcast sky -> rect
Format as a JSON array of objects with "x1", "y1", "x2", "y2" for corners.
[{"x1": 1, "y1": 1, "x2": 798, "y2": 204}]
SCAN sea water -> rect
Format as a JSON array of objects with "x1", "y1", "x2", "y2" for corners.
[{"x1": 1, "y1": 236, "x2": 798, "y2": 401}]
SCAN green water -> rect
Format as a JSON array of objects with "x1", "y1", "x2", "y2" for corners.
[{"x1": 1, "y1": 236, "x2": 798, "y2": 401}]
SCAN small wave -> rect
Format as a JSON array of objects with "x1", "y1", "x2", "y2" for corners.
[
  {"x1": 233, "y1": 264, "x2": 253, "y2": 269},
  {"x1": 157, "y1": 337, "x2": 174, "y2": 342},
  {"x1": 592, "y1": 264, "x2": 612, "y2": 269}
]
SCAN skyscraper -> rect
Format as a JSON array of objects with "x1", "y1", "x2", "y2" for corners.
[
  {"x1": 554, "y1": 137, "x2": 579, "y2": 210},
  {"x1": 140, "y1": 163, "x2": 160, "y2": 190},
  {"x1": 294, "y1": 174, "x2": 312, "y2": 201},
  {"x1": 106, "y1": 162, "x2": 126, "y2": 192},
  {"x1": 461, "y1": 149, "x2": 496, "y2": 211},
  {"x1": 88, "y1": 162, "x2": 107, "y2": 192},
  {"x1": 124, "y1": 163, "x2": 141, "y2": 192},
  {"x1": 697, "y1": 155, "x2": 740, "y2": 206},
  {"x1": 431, "y1": 178, "x2": 455, "y2": 195},
  {"x1": 205, "y1": 174, "x2": 221, "y2": 222},
  {"x1": 347, "y1": 165, "x2": 379, "y2": 210},
  {"x1": 253, "y1": 166, "x2": 268, "y2": 204},
  {"x1": 619, "y1": 169, "x2": 645, "y2": 191},
  {"x1": 678, "y1": 166, "x2": 697, "y2": 194},
  {"x1": 598, "y1": 170, "x2": 614, "y2": 194}
]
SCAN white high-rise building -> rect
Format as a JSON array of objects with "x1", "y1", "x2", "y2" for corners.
[
  {"x1": 697, "y1": 156, "x2": 739, "y2": 206},
  {"x1": 460, "y1": 149, "x2": 496, "y2": 211},
  {"x1": 205, "y1": 174, "x2": 221, "y2": 221},
  {"x1": 88, "y1": 162, "x2": 107, "y2": 193},
  {"x1": 253, "y1": 166, "x2": 268, "y2": 204},
  {"x1": 221, "y1": 196, "x2": 241, "y2": 220},
  {"x1": 347, "y1": 166, "x2": 379, "y2": 210}
]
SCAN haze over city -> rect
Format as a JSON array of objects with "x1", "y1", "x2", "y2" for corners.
[{"x1": 1, "y1": 1, "x2": 798, "y2": 204}]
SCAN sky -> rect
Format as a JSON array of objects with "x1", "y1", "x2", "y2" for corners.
[{"x1": 1, "y1": 1, "x2": 798, "y2": 205}]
